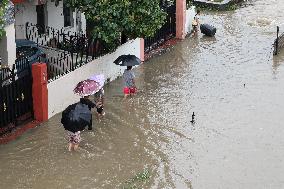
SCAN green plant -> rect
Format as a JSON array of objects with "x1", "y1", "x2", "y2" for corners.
[
  {"x1": 65, "y1": 0, "x2": 167, "y2": 51},
  {"x1": 121, "y1": 169, "x2": 151, "y2": 189},
  {"x1": 186, "y1": 0, "x2": 193, "y2": 8},
  {"x1": 0, "y1": 0, "x2": 9, "y2": 40}
]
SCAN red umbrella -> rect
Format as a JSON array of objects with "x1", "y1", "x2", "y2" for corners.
[{"x1": 74, "y1": 79, "x2": 100, "y2": 97}]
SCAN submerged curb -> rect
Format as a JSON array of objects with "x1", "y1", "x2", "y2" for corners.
[
  {"x1": 144, "y1": 38, "x2": 180, "y2": 61},
  {"x1": 0, "y1": 120, "x2": 40, "y2": 144}
]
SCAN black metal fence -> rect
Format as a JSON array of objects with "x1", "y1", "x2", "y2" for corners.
[
  {"x1": 144, "y1": 3, "x2": 176, "y2": 53},
  {"x1": 273, "y1": 26, "x2": 284, "y2": 55},
  {"x1": 25, "y1": 22, "x2": 118, "y2": 82},
  {"x1": 26, "y1": 22, "x2": 112, "y2": 56},
  {"x1": 39, "y1": 46, "x2": 95, "y2": 82},
  {"x1": 0, "y1": 59, "x2": 34, "y2": 135},
  {"x1": 26, "y1": 22, "x2": 80, "y2": 51},
  {"x1": 1, "y1": 58, "x2": 30, "y2": 82},
  {"x1": 45, "y1": 49, "x2": 78, "y2": 81},
  {"x1": 0, "y1": 67, "x2": 12, "y2": 82}
]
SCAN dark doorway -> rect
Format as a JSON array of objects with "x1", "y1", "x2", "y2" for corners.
[
  {"x1": 36, "y1": 4, "x2": 46, "y2": 35},
  {"x1": 63, "y1": 0, "x2": 72, "y2": 27}
]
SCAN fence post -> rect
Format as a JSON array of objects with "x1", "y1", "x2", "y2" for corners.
[
  {"x1": 32, "y1": 63, "x2": 48, "y2": 122},
  {"x1": 275, "y1": 26, "x2": 279, "y2": 55},
  {"x1": 140, "y1": 38, "x2": 145, "y2": 61},
  {"x1": 176, "y1": 0, "x2": 186, "y2": 39},
  {"x1": 25, "y1": 22, "x2": 29, "y2": 40}
]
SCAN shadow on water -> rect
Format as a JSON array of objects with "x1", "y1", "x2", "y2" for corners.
[
  {"x1": 272, "y1": 50, "x2": 284, "y2": 76},
  {"x1": 199, "y1": 35, "x2": 217, "y2": 43}
]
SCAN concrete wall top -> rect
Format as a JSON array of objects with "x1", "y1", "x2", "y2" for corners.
[{"x1": 47, "y1": 38, "x2": 141, "y2": 118}]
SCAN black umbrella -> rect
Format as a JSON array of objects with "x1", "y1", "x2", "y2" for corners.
[
  {"x1": 113, "y1": 55, "x2": 141, "y2": 66},
  {"x1": 61, "y1": 102, "x2": 92, "y2": 133}
]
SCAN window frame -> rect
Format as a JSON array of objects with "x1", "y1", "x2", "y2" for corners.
[{"x1": 63, "y1": 0, "x2": 74, "y2": 28}]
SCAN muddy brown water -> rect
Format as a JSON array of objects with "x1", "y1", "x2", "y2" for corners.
[{"x1": 1, "y1": 0, "x2": 284, "y2": 188}]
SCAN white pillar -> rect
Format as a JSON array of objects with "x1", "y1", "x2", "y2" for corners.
[
  {"x1": 15, "y1": 4, "x2": 25, "y2": 39},
  {"x1": 0, "y1": 24, "x2": 17, "y2": 67}
]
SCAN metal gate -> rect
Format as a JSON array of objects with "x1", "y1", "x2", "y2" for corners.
[
  {"x1": 0, "y1": 60, "x2": 34, "y2": 135},
  {"x1": 144, "y1": 2, "x2": 176, "y2": 53},
  {"x1": 273, "y1": 26, "x2": 284, "y2": 55}
]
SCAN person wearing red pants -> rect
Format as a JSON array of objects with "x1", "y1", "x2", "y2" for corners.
[{"x1": 123, "y1": 66, "x2": 137, "y2": 98}]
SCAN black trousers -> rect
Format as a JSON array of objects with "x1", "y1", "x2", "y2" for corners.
[{"x1": 88, "y1": 115, "x2": 93, "y2": 130}]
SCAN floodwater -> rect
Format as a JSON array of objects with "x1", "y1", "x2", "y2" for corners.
[{"x1": 1, "y1": 0, "x2": 284, "y2": 188}]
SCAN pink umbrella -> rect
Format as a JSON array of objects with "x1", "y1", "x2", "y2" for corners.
[
  {"x1": 74, "y1": 79, "x2": 101, "y2": 97},
  {"x1": 89, "y1": 74, "x2": 105, "y2": 89}
]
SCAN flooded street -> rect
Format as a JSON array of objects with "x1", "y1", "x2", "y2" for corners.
[{"x1": 1, "y1": 0, "x2": 284, "y2": 188}]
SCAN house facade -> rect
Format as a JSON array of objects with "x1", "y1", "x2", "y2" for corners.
[
  {"x1": 14, "y1": 0, "x2": 86, "y2": 39},
  {"x1": 0, "y1": 0, "x2": 86, "y2": 67}
]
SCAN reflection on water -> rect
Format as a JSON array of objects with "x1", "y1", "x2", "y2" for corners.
[
  {"x1": 272, "y1": 51, "x2": 284, "y2": 74},
  {"x1": 1, "y1": 0, "x2": 284, "y2": 188}
]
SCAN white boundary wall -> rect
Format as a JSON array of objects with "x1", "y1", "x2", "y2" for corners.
[
  {"x1": 185, "y1": 6, "x2": 196, "y2": 35},
  {"x1": 47, "y1": 39, "x2": 141, "y2": 118}
]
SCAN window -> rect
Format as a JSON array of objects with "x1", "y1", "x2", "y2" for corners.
[
  {"x1": 36, "y1": 4, "x2": 47, "y2": 34},
  {"x1": 63, "y1": 0, "x2": 73, "y2": 27}
]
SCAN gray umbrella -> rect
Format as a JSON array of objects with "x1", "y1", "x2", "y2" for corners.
[
  {"x1": 61, "y1": 102, "x2": 92, "y2": 133},
  {"x1": 113, "y1": 55, "x2": 141, "y2": 66}
]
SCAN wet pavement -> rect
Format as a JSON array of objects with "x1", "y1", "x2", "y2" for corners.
[{"x1": 1, "y1": 0, "x2": 284, "y2": 188}]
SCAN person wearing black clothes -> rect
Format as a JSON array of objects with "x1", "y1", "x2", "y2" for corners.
[
  {"x1": 94, "y1": 88, "x2": 105, "y2": 117},
  {"x1": 80, "y1": 95, "x2": 96, "y2": 130}
]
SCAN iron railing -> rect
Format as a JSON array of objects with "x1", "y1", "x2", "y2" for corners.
[
  {"x1": 144, "y1": 4, "x2": 176, "y2": 53},
  {"x1": 0, "y1": 58, "x2": 31, "y2": 83},
  {"x1": 45, "y1": 49, "x2": 76, "y2": 81},
  {"x1": 273, "y1": 26, "x2": 284, "y2": 55},
  {"x1": 25, "y1": 22, "x2": 120, "y2": 82},
  {"x1": 15, "y1": 57, "x2": 31, "y2": 72},
  {"x1": 0, "y1": 61, "x2": 33, "y2": 135},
  {"x1": 0, "y1": 67, "x2": 12, "y2": 82},
  {"x1": 25, "y1": 22, "x2": 112, "y2": 55},
  {"x1": 41, "y1": 44, "x2": 105, "y2": 82}
]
